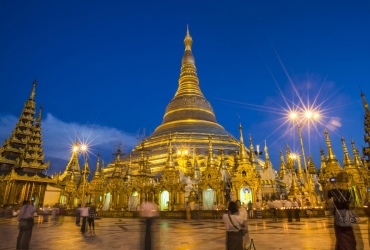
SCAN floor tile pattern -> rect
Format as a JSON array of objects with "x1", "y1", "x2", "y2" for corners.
[{"x1": 0, "y1": 216, "x2": 369, "y2": 250}]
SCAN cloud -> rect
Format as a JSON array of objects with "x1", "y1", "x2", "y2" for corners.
[{"x1": 0, "y1": 113, "x2": 137, "y2": 172}]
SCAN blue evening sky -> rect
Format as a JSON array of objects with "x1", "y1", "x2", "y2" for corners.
[{"x1": 0, "y1": 1, "x2": 369, "y2": 172}]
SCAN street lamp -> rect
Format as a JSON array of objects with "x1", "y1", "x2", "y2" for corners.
[
  {"x1": 80, "y1": 144, "x2": 88, "y2": 206},
  {"x1": 289, "y1": 110, "x2": 320, "y2": 205}
]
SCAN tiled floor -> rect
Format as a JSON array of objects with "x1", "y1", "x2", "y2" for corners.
[{"x1": 0, "y1": 216, "x2": 369, "y2": 250}]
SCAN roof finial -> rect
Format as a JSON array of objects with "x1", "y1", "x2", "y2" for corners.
[
  {"x1": 37, "y1": 105, "x2": 43, "y2": 123},
  {"x1": 30, "y1": 79, "x2": 37, "y2": 100},
  {"x1": 184, "y1": 25, "x2": 193, "y2": 51}
]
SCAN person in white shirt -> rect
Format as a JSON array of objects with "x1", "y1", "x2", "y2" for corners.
[
  {"x1": 17, "y1": 200, "x2": 35, "y2": 250},
  {"x1": 80, "y1": 204, "x2": 89, "y2": 234},
  {"x1": 222, "y1": 201, "x2": 244, "y2": 250},
  {"x1": 236, "y1": 200, "x2": 250, "y2": 249}
]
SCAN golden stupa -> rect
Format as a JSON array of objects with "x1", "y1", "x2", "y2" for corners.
[{"x1": 127, "y1": 27, "x2": 240, "y2": 174}]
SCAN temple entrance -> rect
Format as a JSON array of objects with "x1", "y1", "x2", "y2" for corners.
[
  {"x1": 160, "y1": 190, "x2": 169, "y2": 211},
  {"x1": 128, "y1": 191, "x2": 138, "y2": 211},
  {"x1": 239, "y1": 187, "x2": 252, "y2": 206},
  {"x1": 203, "y1": 188, "x2": 214, "y2": 210},
  {"x1": 102, "y1": 192, "x2": 111, "y2": 211}
]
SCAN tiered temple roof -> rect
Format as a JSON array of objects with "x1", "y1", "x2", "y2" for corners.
[{"x1": 0, "y1": 80, "x2": 49, "y2": 173}]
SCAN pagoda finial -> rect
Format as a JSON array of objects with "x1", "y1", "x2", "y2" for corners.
[
  {"x1": 29, "y1": 79, "x2": 37, "y2": 100},
  {"x1": 324, "y1": 129, "x2": 337, "y2": 161},
  {"x1": 82, "y1": 154, "x2": 90, "y2": 175},
  {"x1": 361, "y1": 89, "x2": 369, "y2": 111},
  {"x1": 249, "y1": 135, "x2": 257, "y2": 164},
  {"x1": 341, "y1": 137, "x2": 352, "y2": 166},
  {"x1": 207, "y1": 135, "x2": 216, "y2": 167},
  {"x1": 351, "y1": 139, "x2": 364, "y2": 168},
  {"x1": 94, "y1": 153, "x2": 101, "y2": 176},
  {"x1": 184, "y1": 25, "x2": 193, "y2": 51},
  {"x1": 278, "y1": 149, "x2": 287, "y2": 179},
  {"x1": 238, "y1": 124, "x2": 248, "y2": 163},
  {"x1": 37, "y1": 105, "x2": 43, "y2": 123},
  {"x1": 263, "y1": 140, "x2": 272, "y2": 169},
  {"x1": 166, "y1": 134, "x2": 175, "y2": 170},
  {"x1": 320, "y1": 147, "x2": 327, "y2": 170}
]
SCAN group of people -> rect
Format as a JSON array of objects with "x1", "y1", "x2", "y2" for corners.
[{"x1": 76, "y1": 203, "x2": 97, "y2": 235}]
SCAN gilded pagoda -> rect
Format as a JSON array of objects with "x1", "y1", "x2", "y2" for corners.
[
  {"x1": 54, "y1": 28, "x2": 370, "y2": 211},
  {"x1": 0, "y1": 80, "x2": 55, "y2": 206}
]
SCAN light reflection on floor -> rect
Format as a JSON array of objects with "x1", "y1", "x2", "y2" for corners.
[{"x1": 0, "y1": 216, "x2": 368, "y2": 250}]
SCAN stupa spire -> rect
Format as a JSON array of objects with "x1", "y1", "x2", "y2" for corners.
[
  {"x1": 361, "y1": 90, "x2": 369, "y2": 111},
  {"x1": 30, "y1": 79, "x2": 37, "y2": 100},
  {"x1": 278, "y1": 150, "x2": 288, "y2": 179},
  {"x1": 341, "y1": 137, "x2": 353, "y2": 167},
  {"x1": 94, "y1": 154, "x2": 101, "y2": 176},
  {"x1": 238, "y1": 124, "x2": 248, "y2": 163},
  {"x1": 166, "y1": 134, "x2": 175, "y2": 170},
  {"x1": 37, "y1": 105, "x2": 42, "y2": 124},
  {"x1": 324, "y1": 129, "x2": 337, "y2": 161},
  {"x1": 351, "y1": 140, "x2": 364, "y2": 168},
  {"x1": 249, "y1": 135, "x2": 257, "y2": 165},
  {"x1": 263, "y1": 140, "x2": 272, "y2": 170},
  {"x1": 82, "y1": 154, "x2": 90, "y2": 175},
  {"x1": 207, "y1": 135, "x2": 216, "y2": 168}
]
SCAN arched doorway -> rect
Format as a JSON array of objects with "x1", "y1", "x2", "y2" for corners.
[
  {"x1": 239, "y1": 187, "x2": 252, "y2": 206},
  {"x1": 128, "y1": 191, "x2": 139, "y2": 211},
  {"x1": 102, "y1": 192, "x2": 111, "y2": 211},
  {"x1": 203, "y1": 188, "x2": 214, "y2": 210},
  {"x1": 160, "y1": 190, "x2": 169, "y2": 211}
]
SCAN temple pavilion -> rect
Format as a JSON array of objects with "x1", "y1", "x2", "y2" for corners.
[{"x1": 0, "y1": 80, "x2": 56, "y2": 207}]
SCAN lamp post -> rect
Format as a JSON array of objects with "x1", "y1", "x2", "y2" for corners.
[
  {"x1": 80, "y1": 144, "x2": 88, "y2": 206},
  {"x1": 289, "y1": 111, "x2": 319, "y2": 205}
]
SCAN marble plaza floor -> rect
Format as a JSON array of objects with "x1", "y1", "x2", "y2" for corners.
[{"x1": 0, "y1": 215, "x2": 369, "y2": 250}]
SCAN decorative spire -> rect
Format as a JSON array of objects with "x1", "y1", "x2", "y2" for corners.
[
  {"x1": 288, "y1": 172, "x2": 301, "y2": 196},
  {"x1": 323, "y1": 130, "x2": 342, "y2": 173},
  {"x1": 307, "y1": 155, "x2": 318, "y2": 174},
  {"x1": 285, "y1": 144, "x2": 294, "y2": 171},
  {"x1": 238, "y1": 124, "x2": 248, "y2": 163},
  {"x1": 184, "y1": 25, "x2": 193, "y2": 51},
  {"x1": 320, "y1": 148, "x2": 327, "y2": 171},
  {"x1": 82, "y1": 154, "x2": 90, "y2": 175},
  {"x1": 207, "y1": 135, "x2": 216, "y2": 168},
  {"x1": 361, "y1": 90, "x2": 369, "y2": 111},
  {"x1": 166, "y1": 134, "x2": 175, "y2": 170},
  {"x1": 94, "y1": 154, "x2": 101, "y2": 176},
  {"x1": 37, "y1": 105, "x2": 42, "y2": 123},
  {"x1": 324, "y1": 129, "x2": 337, "y2": 161},
  {"x1": 341, "y1": 137, "x2": 353, "y2": 167},
  {"x1": 263, "y1": 140, "x2": 272, "y2": 169},
  {"x1": 351, "y1": 140, "x2": 364, "y2": 168},
  {"x1": 249, "y1": 135, "x2": 257, "y2": 165},
  {"x1": 175, "y1": 26, "x2": 204, "y2": 98},
  {"x1": 278, "y1": 150, "x2": 287, "y2": 179},
  {"x1": 30, "y1": 79, "x2": 37, "y2": 100}
]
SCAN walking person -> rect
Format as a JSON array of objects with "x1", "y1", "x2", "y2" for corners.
[
  {"x1": 247, "y1": 201, "x2": 253, "y2": 219},
  {"x1": 80, "y1": 204, "x2": 89, "y2": 234},
  {"x1": 212, "y1": 202, "x2": 218, "y2": 219},
  {"x1": 87, "y1": 203, "x2": 96, "y2": 235},
  {"x1": 285, "y1": 199, "x2": 293, "y2": 222},
  {"x1": 305, "y1": 199, "x2": 313, "y2": 218},
  {"x1": 16, "y1": 200, "x2": 35, "y2": 250},
  {"x1": 76, "y1": 204, "x2": 81, "y2": 226},
  {"x1": 222, "y1": 201, "x2": 244, "y2": 250},
  {"x1": 328, "y1": 179, "x2": 356, "y2": 250},
  {"x1": 292, "y1": 198, "x2": 300, "y2": 222},
  {"x1": 236, "y1": 200, "x2": 250, "y2": 249}
]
